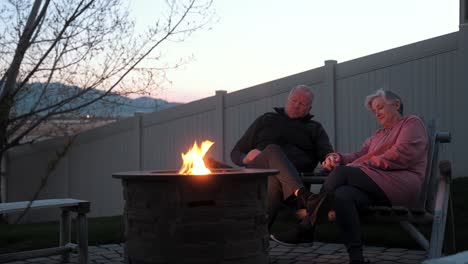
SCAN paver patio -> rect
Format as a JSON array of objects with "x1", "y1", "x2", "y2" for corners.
[{"x1": 3, "y1": 241, "x2": 428, "y2": 264}]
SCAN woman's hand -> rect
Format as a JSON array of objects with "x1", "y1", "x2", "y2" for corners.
[{"x1": 322, "y1": 153, "x2": 341, "y2": 171}]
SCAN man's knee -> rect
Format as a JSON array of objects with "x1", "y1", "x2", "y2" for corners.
[
  {"x1": 261, "y1": 144, "x2": 294, "y2": 171},
  {"x1": 263, "y1": 144, "x2": 282, "y2": 155},
  {"x1": 261, "y1": 144, "x2": 288, "y2": 163}
]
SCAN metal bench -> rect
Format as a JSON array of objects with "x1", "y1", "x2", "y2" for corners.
[
  {"x1": 301, "y1": 121, "x2": 455, "y2": 259},
  {"x1": 0, "y1": 198, "x2": 90, "y2": 264}
]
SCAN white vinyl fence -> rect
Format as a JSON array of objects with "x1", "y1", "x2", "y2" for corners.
[{"x1": 4, "y1": 25, "x2": 468, "y2": 222}]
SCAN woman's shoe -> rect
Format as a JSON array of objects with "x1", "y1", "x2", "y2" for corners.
[
  {"x1": 297, "y1": 189, "x2": 328, "y2": 221},
  {"x1": 304, "y1": 192, "x2": 328, "y2": 226}
]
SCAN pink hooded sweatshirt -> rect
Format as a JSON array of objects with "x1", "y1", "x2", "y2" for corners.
[{"x1": 338, "y1": 115, "x2": 428, "y2": 207}]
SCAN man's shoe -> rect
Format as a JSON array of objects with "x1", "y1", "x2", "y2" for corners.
[{"x1": 270, "y1": 224, "x2": 315, "y2": 247}]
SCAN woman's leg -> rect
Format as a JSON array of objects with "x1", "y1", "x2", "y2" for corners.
[
  {"x1": 334, "y1": 186, "x2": 370, "y2": 263},
  {"x1": 324, "y1": 166, "x2": 391, "y2": 263},
  {"x1": 322, "y1": 166, "x2": 390, "y2": 205}
]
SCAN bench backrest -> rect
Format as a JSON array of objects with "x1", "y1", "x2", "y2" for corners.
[{"x1": 415, "y1": 120, "x2": 451, "y2": 212}]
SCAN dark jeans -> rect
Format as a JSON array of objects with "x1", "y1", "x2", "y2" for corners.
[
  {"x1": 322, "y1": 166, "x2": 391, "y2": 261},
  {"x1": 246, "y1": 144, "x2": 304, "y2": 229}
]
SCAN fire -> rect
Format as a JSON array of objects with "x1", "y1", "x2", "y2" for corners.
[{"x1": 179, "y1": 140, "x2": 214, "y2": 175}]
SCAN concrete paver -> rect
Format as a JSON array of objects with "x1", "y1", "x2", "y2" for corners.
[{"x1": 2, "y1": 241, "x2": 428, "y2": 264}]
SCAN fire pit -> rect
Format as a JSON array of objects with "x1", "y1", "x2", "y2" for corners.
[{"x1": 113, "y1": 168, "x2": 278, "y2": 264}]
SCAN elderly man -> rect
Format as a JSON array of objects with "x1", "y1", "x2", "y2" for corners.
[{"x1": 231, "y1": 84, "x2": 333, "y2": 239}]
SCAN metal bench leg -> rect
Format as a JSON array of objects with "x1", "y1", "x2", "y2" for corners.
[
  {"x1": 124, "y1": 242, "x2": 129, "y2": 264},
  {"x1": 427, "y1": 168, "x2": 450, "y2": 258},
  {"x1": 77, "y1": 212, "x2": 89, "y2": 264},
  {"x1": 443, "y1": 196, "x2": 456, "y2": 254},
  {"x1": 60, "y1": 209, "x2": 71, "y2": 262},
  {"x1": 400, "y1": 221, "x2": 429, "y2": 251},
  {"x1": 428, "y1": 210, "x2": 445, "y2": 258}
]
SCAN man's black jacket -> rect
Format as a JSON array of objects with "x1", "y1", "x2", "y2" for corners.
[{"x1": 230, "y1": 107, "x2": 334, "y2": 172}]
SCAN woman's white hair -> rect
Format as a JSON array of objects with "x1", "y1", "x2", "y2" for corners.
[{"x1": 365, "y1": 89, "x2": 404, "y2": 115}]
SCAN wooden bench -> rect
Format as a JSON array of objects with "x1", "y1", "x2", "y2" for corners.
[
  {"x1": 301, "y1": 121, "x2": 455, "y2": 259},
  {"x1": 0, "y1": 198, "x2": 90, "y2": 264}
]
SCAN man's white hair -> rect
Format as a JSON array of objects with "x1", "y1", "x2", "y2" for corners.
[{"x1": 289, "y1": 84, "x2": 314, "y2": 103}]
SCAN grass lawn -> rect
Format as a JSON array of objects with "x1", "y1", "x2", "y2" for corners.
[
  {"x1": 0, "y1": 215, "x2": 124, "y2": 254},
  {"x1": 1, "y1": 178, "x2": 467, "y2": 254}
]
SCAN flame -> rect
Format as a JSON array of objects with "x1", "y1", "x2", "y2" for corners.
[{"x1": 179, "y1": 140, "x2": 214, "y2": 175}]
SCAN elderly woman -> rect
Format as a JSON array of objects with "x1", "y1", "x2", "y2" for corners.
[{"x1": 272, "y1": 89, "x2": 428, "y2": 264}]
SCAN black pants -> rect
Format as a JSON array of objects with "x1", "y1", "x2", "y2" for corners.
[
  {"x1": 322, "y1": 166, "x2": 390, "y2": 261},
  {"x1": 246, "y1": 144, "x2": 304, "y2": 229}
]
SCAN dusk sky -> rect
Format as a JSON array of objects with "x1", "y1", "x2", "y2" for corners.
[{"x1": 129, "y1": 0, "x2": 459, "y2": 103}]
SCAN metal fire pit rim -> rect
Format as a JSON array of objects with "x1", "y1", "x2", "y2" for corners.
[{"x1": 112, "y1": 168, "x2": 278, "y2": 180}]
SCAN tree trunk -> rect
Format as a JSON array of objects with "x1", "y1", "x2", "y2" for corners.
[{"x1": 0, "y1": 151, "x2": 5, "y2": 223}]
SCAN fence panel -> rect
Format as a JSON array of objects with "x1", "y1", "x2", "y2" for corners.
[{"x1": 5, "y1": 30, "x2": 466, "y2": 222}]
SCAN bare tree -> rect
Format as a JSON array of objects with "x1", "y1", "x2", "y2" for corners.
[{"x1": 0, "y1": 0, "x2": 214, "y2": 202}]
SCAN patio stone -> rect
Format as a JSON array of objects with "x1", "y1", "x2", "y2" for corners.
[{"x1": 1, "y1": 242, "x2": 431, "y2": 264}]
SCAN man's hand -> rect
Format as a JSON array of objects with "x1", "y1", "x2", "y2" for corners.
[
  {"x1": 243, "y1": 149, "x2": 261, "y2": 164},
  {"x1": 321, "y1": 153, "x2": 341, "y2": 171}
]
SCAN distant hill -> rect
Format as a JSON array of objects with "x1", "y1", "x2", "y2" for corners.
[{"x1": 11, "y1": 82, "x2": 180, "y2": 117}]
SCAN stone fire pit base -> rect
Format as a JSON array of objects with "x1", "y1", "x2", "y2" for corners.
[{"x1": 113, "y1": 168, "x2": 278, "y2": 264}]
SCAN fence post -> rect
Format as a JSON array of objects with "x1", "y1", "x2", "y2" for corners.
[
  {"x1": 0, "y1": 153, "x2": 6, "y2": 204},
  {"x1": 323, "y1": 60, "x2": 337, "y2": 149},
  {"x1": 214, "y1": 90, "x2": 227, "y2": 162},
  {"x1": 456, "y1": 0, "x2": 468, "y2": 174},
  {"x1": 460, "y1": 0, "x2": 467, "y2": 25},
  {"x1": 459, "y1": 1, "x2": 468, "y2": 82}
]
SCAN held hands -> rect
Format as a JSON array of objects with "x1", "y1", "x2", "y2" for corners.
[
  {"x1": 321, "y1": 153, "x2": 341, "y2": 171},
  {"x1": 243, "y1": 149, "x2": 261, "y2": 165}
]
